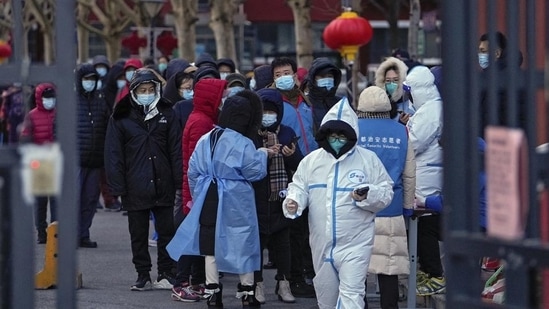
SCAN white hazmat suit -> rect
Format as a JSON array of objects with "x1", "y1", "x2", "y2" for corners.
[{"x1": 283, "y1": 98, "x2": 394, "y2": 309}]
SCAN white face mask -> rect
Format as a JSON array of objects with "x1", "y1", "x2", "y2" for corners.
[
  {"x1": 220, "y1": 72, "x2": 229, "y2": 80},
  {"x1": 96, "y1": 80, "x2": 103, "y2": 90},
  {"x1": 262, "y1": 113, "x2": 277, "y2": 127},
  {"x1": 42, "y1": 98, "x2": 56, "y2": 110},
  {"x1": 249, "y1": 78, "x2": 256, "y2": 90}
]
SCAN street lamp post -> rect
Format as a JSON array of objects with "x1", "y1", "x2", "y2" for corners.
[{"x1": 140, "y1": 0, "x2": 166, "y2": 59}]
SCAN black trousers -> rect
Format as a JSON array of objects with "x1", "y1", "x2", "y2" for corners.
[
  {"x1": 175, "y1": 214, "x2": 205, "y2": 286},
  {"x1": 35, "y1": 196, "x2": 57, "y2": 233},
  {"x1": 128, "y1": 206, "x2": 175, "y2": 275},
  {"x1": 364, "y1": 274, "x2": 399, "y2": 309},
  {"x1": 289, "y1": 209, "x2": 314, "y2": 282},
  {"x1": 254, "y1": 227, "x2": 291, "y2": 282},
  {"x1": 417, "y1": 214, "x2": 443, "y2": 277}
]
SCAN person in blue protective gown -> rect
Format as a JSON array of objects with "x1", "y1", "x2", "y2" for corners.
[
  {"x1": 167, "y1": 89, "x2": 277, "y2": 308},
  {"x1": 283, "y1": 97, "x2": 394, "y2": 309}
]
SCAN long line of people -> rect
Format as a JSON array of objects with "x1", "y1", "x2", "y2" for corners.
[{"x1": 12, "y1": 47, "x2": 477, "y2": 309}]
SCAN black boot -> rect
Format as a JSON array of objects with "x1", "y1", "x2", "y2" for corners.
[
  {"x1": 205, "y1": 283, "x2": 223, "y2": 308},
  {"x1": 237, "y1": 283, "x2": 261, "y2": 308}
]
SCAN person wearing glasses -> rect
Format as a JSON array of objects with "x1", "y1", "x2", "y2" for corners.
[{"x1": 283, "y1": 98, "x2": 394, "y2": 309}]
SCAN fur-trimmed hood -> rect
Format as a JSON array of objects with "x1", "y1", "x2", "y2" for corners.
[{"x1": 374, "y1": 57, "x2": 408, "y2": 102}]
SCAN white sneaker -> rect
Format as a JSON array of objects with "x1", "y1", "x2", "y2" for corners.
[
  {"x1": 153, "y1": 278, "x2": 173, "y2": 290},
  {"x1": 255, "y1": 281, "x2": 266, "y2": 304},
  {"x1": 277, "y1": 279, "x2": 296, "y2": 303}
]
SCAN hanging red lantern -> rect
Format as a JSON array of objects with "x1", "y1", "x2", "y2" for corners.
[
  {"x1": 0, "y1": 40, "x2": 12, "y2": 63},
  {"x1": 322, "y1": 10, "x2": 373, "y2": 62},
  {"x1": 122, "y1": 31, "x2": 147, "y2": 56},
  {"x1": 156, "y1": 31, "x2": 177, "y2": 57}
]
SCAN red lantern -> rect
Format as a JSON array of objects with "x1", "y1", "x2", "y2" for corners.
[
  {"x1": 122, "y1": 31, "x2": 147, "y2": 56},
  {"x1": 156, "y1": 31, "x2": 177, "y2": 57},
  {"x1": 322, "y1": 10, "x2": 373, "y2": 62},
  {"x1": 0, "y1": 40, "x2": 12, "y2": 63}
]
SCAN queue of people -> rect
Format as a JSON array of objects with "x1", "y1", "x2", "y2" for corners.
[{"x1": 8, "y1": 32, "x2": 510, "y2": 307}]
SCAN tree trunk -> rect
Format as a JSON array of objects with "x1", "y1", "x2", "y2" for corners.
[
  {"x1": 209, "y1": 0, "x2": 238, "y2": 64},
  {"x1": 172, "y1": 0, "x2": 197, "y2": 61},
  {"x1": 42, "y1": 28, "x2": 54, "y2": 65},
  {"x1": 104, "y1": 34, "x2": 121, "y2": 63},
  {"x1": 408, "y1": 0, "x2": 421, "y2": 59},
  {"x1": 286, "y1": 0, "x2": 313, "y2": 69},
  {"x1": 77, "y1": 27, "x2": 89, "y2": 63}
]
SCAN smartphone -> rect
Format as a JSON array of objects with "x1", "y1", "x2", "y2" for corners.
[
  {"x1": 355, "y1": 186, "x2": 370, "y2": 196},
  {"x1": 287, "y1": 135, "x2": 300, "y2": 147}
]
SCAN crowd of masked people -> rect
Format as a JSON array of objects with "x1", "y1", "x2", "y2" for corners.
[{"x1": 2, "y1": 31, "x2": 519, "y2": 309}]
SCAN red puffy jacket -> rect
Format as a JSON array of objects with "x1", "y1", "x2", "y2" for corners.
[
  {"x1": 20, "y1": 83, "x2": 56, "y2": 144},
  {"x1": 181, "y1": 78, "x2": 227, "y2": 213}
]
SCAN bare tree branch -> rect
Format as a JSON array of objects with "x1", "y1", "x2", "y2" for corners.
[{"x1": 76, "y1": 19, "x2": 103, "y2": 36}]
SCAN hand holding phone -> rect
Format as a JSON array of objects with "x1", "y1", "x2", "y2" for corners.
[
  {"x1": 355, "y1": 186, "x2": 370, "y2": 196},
  {"x1": 288, "y1": 135, "x2": 300, "y2": 147}
]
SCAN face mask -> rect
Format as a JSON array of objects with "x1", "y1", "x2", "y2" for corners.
[
  {"x1": 228, "y1": 86, "x2": 244, "y2": 97},
  {"x1": 385, "y1": 82, "x2": 398, "y2": 95},
  {"x1": 219, "y1": 97, "x2": 227, "y2": 111},
  {"x1": 478, "y1": 53, "x2": 489, "y2": 69},
  {"x1": 262, "y1": 114, "x2": 277, "y2": 127},
  {"x1": 136, "y1": 93, "x2": 156, "y2": 106},
  {"x1": 42, "y1": 98, "x2": 56, "y2": 110},
  {"x1": 316, "y1": 77, "x2": 334, "y2": 91},
  {"x1": 158, "y1": 63, "x2": 167, "y2": 73},
  {"x1": 96, "y1": 67, "x2": 108, "y2": 77},
  {"x1": 220, "y1": 72, "x2": 229, "y2": 80},
  {"x1": 96, "y1": 80, "x2": 103, "y2": 90},
  {"x1": 125, "y1": 70, "x2": 135, "y2": 82},
  {"x1": 275, "y1": 75, "x2": 295, "y2": 91},
  {"x1": 181, "y1": 89, "x2": 193, "y2": 100},
  {"x1": 249, "y1": 78, "x2": 256, "y2": 90},
  {"x1": 117, "y1": 80, "x2": 126, "y2": 89},
  {"x1": 328, "y1": 139, "x2": 346, "y2": 154},
  {"x1": 82, "y1": 80, "x2": 96, "y2": 92}
]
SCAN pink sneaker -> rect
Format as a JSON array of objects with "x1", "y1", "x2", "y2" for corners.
[{"x1": 171, "y1": 283, "x2": 200, "y2": 302}]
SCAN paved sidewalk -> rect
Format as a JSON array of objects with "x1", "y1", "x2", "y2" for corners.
[{"x1": 33, "y1": 210, "x2": 399, "y2": 308}]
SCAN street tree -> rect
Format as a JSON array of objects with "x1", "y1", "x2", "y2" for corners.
[
  {"x1": 76, "y1": 0, "x2": 143, "y2": 62},
  {"x1": 25, "y1": 0, "x2": 55, "y2": 64},
  {"x1": 286, "y1": 0, "x2": 313, "y2": 69},
  {"x1": 208, "y1": 0, "x2": 240, "y2": 65},
  {"x1": 170, "y1": 0, "x2": 198, "y2": 61},
  {"x1": 0, "y1": 1, "x2": 11, "y2": 40}
]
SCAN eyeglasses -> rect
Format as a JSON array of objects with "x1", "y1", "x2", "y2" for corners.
[{"x1": 327, "y1": 135, "x2": 348, "y2": 143}]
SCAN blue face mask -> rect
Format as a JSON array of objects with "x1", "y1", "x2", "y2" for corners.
[
  {"x1": 316, "y1": 77, "x2": 334, "y2": 91},
  {"x1": 181, "y1": 89, "x2": 194, "y2": 100},
  {"x1": 275, "y1": 75, "x2": 295, "y2": 91},
  {"x1": 228, "y1": 86, "x2": 244, "y2": 97},
  {"x1": 262, "y1": 113, "x2": 277, "y2": 127},
  {"x1": 82, "y1": 80, "x2": 96, "y2": 92},
  {"x1": 328, "y1": 139, "x2": 346, "y2": 154},
  {"x1": 249, "y1": 78, "x2": 256, "y2": 90},
  {"x1": 478, "y1": 53, "x2": 489, "y2": 69},
  {"x1": 96, "y1": 67, "x2": 108, "y2": 77},
  {"x1": 158, "y1": 63, "x2": 167, "y2": 73},
  {"x1": 136, "y1": 93, "x2": 156, "y2": 106},
  {"x1": 42, "y1": 98, "x2": 56, "y2": 110},
  {"x1": 117, "y1": 80, "x2": 126, "y2": 89},
  {"x1": 125, "y1": 70, "x2": 136, "y2": 82},
  {"x1": 385, "y1": 82, "x2": 398, "y2": 96}
]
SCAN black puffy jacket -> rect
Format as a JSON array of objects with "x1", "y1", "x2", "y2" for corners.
[
  {"x1": 104, "y1": 95, "x2": 182, "y2": 211},
  {"x1": 76, "y1": 64, "x2": 109, "y2": 168}
]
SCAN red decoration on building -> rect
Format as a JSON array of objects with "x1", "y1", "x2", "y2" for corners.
[
  {"x1": 156, "y1": 31, "x2": 177, "y2": 57},
  {"x1": 121, "y1": 31, "x2": 147, "y2": 55},
  {"x1": 0, "y1": 40, "x2": 12, "y2": 58},
  {"x1": 322, "y1": 10, "x2": 373, "y2": 62}
]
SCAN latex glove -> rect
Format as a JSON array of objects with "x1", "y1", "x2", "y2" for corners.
[
  {"x1": 403, "y1": 208, "x2": 414, "y2": 217},
  {"x1": 415, "y1": 195, "x2": 426, "y2": 207},
  {"x1": 286, "y1": 198, "x2": 298, "y2": 215}
]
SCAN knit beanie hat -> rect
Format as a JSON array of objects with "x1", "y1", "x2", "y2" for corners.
[{"x1": 357, "y1": 86, "x2": 391, "y2": 112}]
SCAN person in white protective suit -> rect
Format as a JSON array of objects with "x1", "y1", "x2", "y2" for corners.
[{"x1": 282, "y1": 98, "x2": 394, "y2": 309}]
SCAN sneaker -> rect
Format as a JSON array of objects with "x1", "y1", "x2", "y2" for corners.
[
  {"x1": 416, "y1": 269, "x2": 429, "y2": 284},
  {"x1": 131, "y1": 273, "x2": 152, "y2": 291},
  {"x1": 416, "y1": 276, "x2": 445, "y2": 296},
  {"x1": 290, "y1": 280, "x2": 316, "y2": 298},
  {"x1": 148, "y1": 239, "x2": 157, "y2": 247},
  {"x1": 255, "y1": 281, "x2": 265, "y2": 304},
  {"x1": 105, "y1": 200, "x2": 121, "y2": 212},
  {"x1": 153, "y1": 272, "x2": 176, "y2": 290},
  {"x1": 171, "y1": 282, "x2": 201, "y2": 302},
  {"x1": 191, "y1": 283, "x2": 206, "y2": 297}
]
